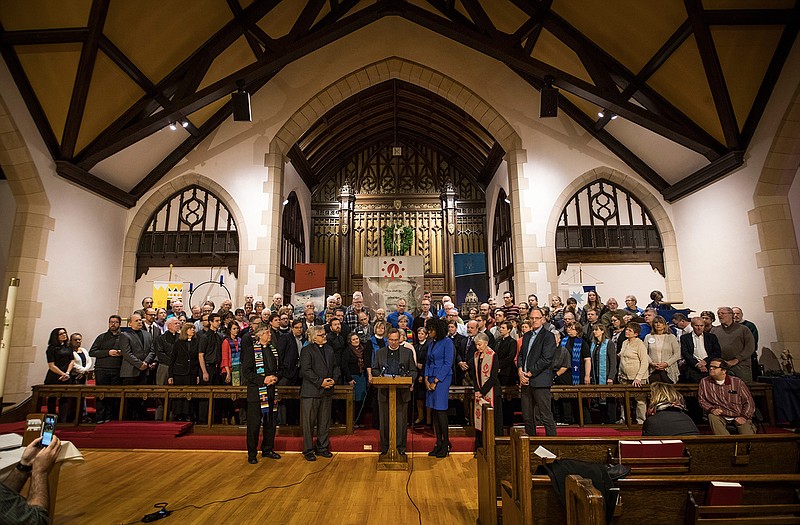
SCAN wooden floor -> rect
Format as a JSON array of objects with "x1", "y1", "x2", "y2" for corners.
[{"x1": 53, "y1": 450, "x2": 478, "y2": 524}]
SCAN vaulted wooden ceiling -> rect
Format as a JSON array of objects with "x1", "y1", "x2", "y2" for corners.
[
  {"x1": 0, "y1": 0, "x2": 797, "y2": 208},
  {"x1": 289, "y1": 79, "x2": 504, "y2": 190}
]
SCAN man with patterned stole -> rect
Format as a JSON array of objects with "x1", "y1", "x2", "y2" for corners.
[
  {"x1": 468, "y1": 332, "x2": 502, "y2": 454},
  {"x1": 241, "y1": 325, "x2": 282, "y2": 464}
]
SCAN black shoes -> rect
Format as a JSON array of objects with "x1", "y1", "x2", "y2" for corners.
[
  {"x1": 428, "y1": 443, "x2": 442, "y2": 456},
  {"x1": 605, "y1": 463, "x2": 631, "y2": 481},
  {"x1": 315, "y1": 450, "x2": 333, "y2": 458},
  {"x1": 436, "y1": 441, "x2": 451, "y2": 458},
  {"x1": 247, "y1": 457, "x2": 257, "y2": 464},
  {"x1": 304, "y1": 453, "x2": 317, "y2": 461},
  {"x1": 262, "y1": 451, "x2": 281, "y2": 459}
]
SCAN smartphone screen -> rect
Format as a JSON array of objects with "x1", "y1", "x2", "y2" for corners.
[{"x1": 41, "y1": 414, "x2": 56, "y2": 447}]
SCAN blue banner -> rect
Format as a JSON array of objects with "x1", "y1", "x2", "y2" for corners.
[{"x1": 454, "y1": 253, "x2": 488, "y2": 304}]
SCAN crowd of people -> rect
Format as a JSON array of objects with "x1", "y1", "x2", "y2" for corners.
[{"x1": 43, "y1": 288, "x2": 763, "y2": 463}]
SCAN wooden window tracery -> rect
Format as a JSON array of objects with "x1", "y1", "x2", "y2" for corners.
[
  {"x1": 492, "y1": 189, "x2": 514, "y2": 293},
  {"x1": 136, "y1": 185, "x2": 239, "y2": 279},
  {"x1": 281, "y1": 191, "x2": 305, "y2": 301},
  {"x1": 556, "y1": 179, "x2": 664, "y2": 276}
]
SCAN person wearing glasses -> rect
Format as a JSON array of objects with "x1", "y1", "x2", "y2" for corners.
[{"x1": 698, "y1": 357, "x2": 757, "y2": 435}]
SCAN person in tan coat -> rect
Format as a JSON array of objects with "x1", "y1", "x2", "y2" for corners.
[{"x1": 617, "y1": 322, "x2": 649, "y2": 424}]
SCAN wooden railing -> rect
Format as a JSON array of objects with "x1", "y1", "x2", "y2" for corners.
[{"x1": 32, "y1": 384, "x2": 355, "y2": 433}]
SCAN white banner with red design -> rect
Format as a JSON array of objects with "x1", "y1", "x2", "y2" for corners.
[{"x1": 361, "y1": 256, "x2": 424, "y2": 312}]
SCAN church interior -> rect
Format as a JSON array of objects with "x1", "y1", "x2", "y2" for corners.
[{"x1": 0, "y1": 1, "x2": 799, "y2": 523}]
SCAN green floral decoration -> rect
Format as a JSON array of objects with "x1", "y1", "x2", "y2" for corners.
[{"x1": 384, "y1": 225, "x2": 414, "y2": 255}]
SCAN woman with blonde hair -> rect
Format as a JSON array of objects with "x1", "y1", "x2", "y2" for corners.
[
  {"x1": 642, "y1": 382, "x2": 699, "y2": 436},
  {"x1": 646, "y1": 315, "x2": 681, "y2": 384}
]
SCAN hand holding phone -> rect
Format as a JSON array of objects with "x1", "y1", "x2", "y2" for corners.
[{"x1": 40, "y1": 414, "x2": 56, "y2": 447}]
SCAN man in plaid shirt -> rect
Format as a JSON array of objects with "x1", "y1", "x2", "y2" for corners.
[{"x1": 698, "y1": 357, "x2": 757, "y2": 435}]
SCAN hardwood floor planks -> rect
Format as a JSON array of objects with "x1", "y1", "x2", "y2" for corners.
[{"x1": 53, "y1": 450, "x2": 478, "y2": 524}]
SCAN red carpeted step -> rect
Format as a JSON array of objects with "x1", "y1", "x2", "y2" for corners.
[{"x1": 92, "y1": 421, "x2": 193, "y2": 437}]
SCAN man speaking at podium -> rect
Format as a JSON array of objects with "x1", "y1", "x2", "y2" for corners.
[{"x1": 372, "y1": 328, "x2": 417, "y2": 455}]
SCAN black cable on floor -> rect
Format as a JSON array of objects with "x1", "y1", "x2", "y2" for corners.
[
  {"x1": 116, "y1": 453, "x2": 338, "y2": 525},
  {"x1": 405, "y1": 412, "x2": 423, "y2": 525}
]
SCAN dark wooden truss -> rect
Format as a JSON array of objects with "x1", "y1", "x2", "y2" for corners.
[{"x1": 1, "y1": 0, "x2": 797, "y2": 207}]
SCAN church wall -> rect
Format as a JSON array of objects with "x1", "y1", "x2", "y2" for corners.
[
  {"x1": 791, "y1": 172, "x2": 800, "y2": 253},
  {"x1": 134, "y1": 267, "x2": 237, "y2": 311},
  {"x1": 283, "y1": 160, "x2": 312, "y2": 265},
  {"x1": 120, "y1": 17, "x2": 795, "y2": 357},
  {"x1": 559, "y1": 263, "x2": 666, "y2": 308},
  {"x1": 0, "y1": 180, "x2": 14, "y2": 284}
]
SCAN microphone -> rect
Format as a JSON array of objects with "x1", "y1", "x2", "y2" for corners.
[
  {"x1": 399, "y1": 364, "x2": 406, "y2": 377},
  {"x1": 381, "y1": 365, "x2": 387, "y2": 377}
]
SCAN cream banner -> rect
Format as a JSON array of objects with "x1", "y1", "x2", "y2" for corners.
[{"x1": 362, "y1": 256, "x2": 424, "y2": 312}]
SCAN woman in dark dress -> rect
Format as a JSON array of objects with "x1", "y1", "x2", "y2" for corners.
[
  {"x1": 341, "y1": 332, "x2": 369, "y2": 404},
  {"x1": 642, "y1": 382, "x2": 699, "y2": 436},
  {"x1": 467, "y1": 333, "x2": 503, "y2": 454},
  {"x1": 44, "y1": 327, "x2": 75, "y2": 421},
  {"x1": 168, "y1": 322, "x2": 200, "y2": 421},
  {"x1": 413, "y1": 327, "x2": 430, "y2": 425},
  {"x1": 241, "y1": 326, "x2": 281, "y2": 464},
  {"x1": 424, "y1": 317, "x2": 454, "y2": 458}
]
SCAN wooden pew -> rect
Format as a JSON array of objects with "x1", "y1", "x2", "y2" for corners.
[
  {"x1": 501, "y1": 426, "x2": 800, "y2": 525},
  {"x1": 687, "y1": 490, "x2": 800, "y2": 524},
  {"x1": 565, "y1": 474, "x2": 604, "y2": 525},
  {"x1": 484, "y1": 424, "x2": 800, "y2": 525}
]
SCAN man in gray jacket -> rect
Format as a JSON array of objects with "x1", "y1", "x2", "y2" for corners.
[
  {"x1": 372, "y1": 328, "x2": 417, "y2": 455},
  {"x1": 121, "y1": 313, "x2": 155, "y2": 419}
]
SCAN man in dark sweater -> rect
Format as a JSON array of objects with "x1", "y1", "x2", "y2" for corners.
[{"x1": 88, "y1": 315, "x2": 128, "y2": 424}]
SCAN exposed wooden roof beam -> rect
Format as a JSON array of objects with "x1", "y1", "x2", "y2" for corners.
[
  {"x1": 0, "y1": 27, "x2": 88, "y2": 45},
  {"x1": 0, "y1": 23, "x2": 60, "y2": 160},
  {"x1": 55, "y1": 160, "x2": 136, "y2": 207},
  {"x1": 61, "y1": 0, "x2": 110, "y2": 158},
  {"x1": 685, "y1": 0, "x2": 741, "y2": 150}
]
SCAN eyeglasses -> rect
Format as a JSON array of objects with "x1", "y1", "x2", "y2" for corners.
[{"x1": 708, "y1": 365, "x2": 721, "y2": 370}]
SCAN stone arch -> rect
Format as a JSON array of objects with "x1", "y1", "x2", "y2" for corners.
[
  {"x1": 748, "y1": 82, "x2": 800, "y2": 358},
  {"x1": 261, "y1": 56, "x2": 525, "y2": 298},
  {"x1": 544, "y1": 167, "x2": 683, "y2": 302},
  {"x1": 119, "y1": 173, "x2": 249, "y2": 315},
  {"x1": 270, "y1": 56, "x2": 523, "y2": 157},
  {"x1": 0, "y1": 95, "x2": 54, "y2": 402}
]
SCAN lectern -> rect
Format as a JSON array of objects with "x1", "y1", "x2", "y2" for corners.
[{"x1": 372, "y1": 375, "x2": 413, "y2": 470}]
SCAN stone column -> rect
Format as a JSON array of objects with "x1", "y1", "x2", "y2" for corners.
[
  {"x1": 338, "y1": 184, "x2": 355, "y2": 295},
  {"x1": 440, "y1": 182, "x2": 457, "y2": 295},
  {"x1": 260, "y1": 153, "x2": 286, "y2": 299},
  {"x1": 506, "y1": 148, "x2": 545, "y2": 301},
  {"x1": 0, "y1": 97, "x2": 54, "y2": 403}
]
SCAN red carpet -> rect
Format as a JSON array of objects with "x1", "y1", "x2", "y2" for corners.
[{"x1": 1, "y1": 420, "x2": 790, "y2": 452}]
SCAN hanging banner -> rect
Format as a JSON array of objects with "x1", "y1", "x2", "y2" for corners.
[
  {"x1": 563, "y1": 284, "x2": 596, "y2": 310},
  {"x1": 292, "y1": 263, "x2": 327, "y2": 314},
  {"x1": 454, "y1": 253, "x2": 488, "y2": 305},
  {"x1": 362, "y1": 256, "x2": 424, "y2": 312},
  {"x1": 153, "y1": 282, "x2": 184, "y2": 309}
]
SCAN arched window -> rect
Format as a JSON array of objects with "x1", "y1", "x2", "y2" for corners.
[
  {"x1": 281, "y1": 192, "x2": 305, "y2": 301},
  {"x1": 555, "y1": 179, "x2": 664, "y2": 276},
  {"x1": 492, "y1": 188, "x2": 513, "y2": 294},
  {"x1": 136, "y1": 185, "x2": 239, "y2": 279}
]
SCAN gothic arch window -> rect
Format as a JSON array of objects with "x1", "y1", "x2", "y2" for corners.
[
  {"x1": 555, "y1": 179, "x2": 664, "y2": 276},
  {"x1": 281, "y1": 191, "x2": 305, "y2": 301},
  {"x1": 493, "y1": 188, "x2": 514, "y2": 293},
  {"x1": 136, "y1": 185, "x2": 239, "y2": 279}
]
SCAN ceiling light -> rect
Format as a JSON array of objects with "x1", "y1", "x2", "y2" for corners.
[
  {"x1": 181, "y1": 121, "x2": 189, "y2": 128},
  {"x1": 598, "y1": 110, "x2": 618, "y2": 120},
  {"x1": 169, "y1": 122, "x2": 177, "y2": 131},
  {"x1": 540, "y1": 75, "x2": 558, "y2": 118},
  {"x1": 232, "y1": 80, "x2": 252, "y2": 122}
]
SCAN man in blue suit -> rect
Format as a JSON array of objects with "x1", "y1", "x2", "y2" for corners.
[{"x1": 517, "y1": 308, "x2": 557, "y2": 436}]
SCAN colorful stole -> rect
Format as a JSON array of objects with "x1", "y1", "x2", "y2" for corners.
[
  {"x1": 229, "y1": 337, "x2": 242, "y2": 386},
  {"x1": 473, "y1": 348, "x2": 495, "y2": 432},
  {"x1": 253, "y1": 343, "x2": 271, "y2": 414},
  {"x1": 561, "y1": 337, "x2": 584, "y2": 385},
  {"x1": 592, "y1": 339, "x2": 609, "y2": 384}
]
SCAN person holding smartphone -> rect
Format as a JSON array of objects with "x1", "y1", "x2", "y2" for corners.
[{"x1": 0, "y1": 435, "x2": 63, "y2": 524}]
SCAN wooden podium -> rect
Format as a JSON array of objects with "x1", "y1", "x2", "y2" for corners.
[{"x1": 372, "y1": 375, "x2": 413, "y2": 470}]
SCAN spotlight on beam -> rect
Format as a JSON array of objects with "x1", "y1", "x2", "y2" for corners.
[
  {"x1": 232, "y1": 80, "x2": 252, "y2": 122},
  {"x1": 598, "y1": 110, "x2": 618, "y2": 120},
  {"x1": 540, "y1": 75, "x2": 558, "y2": 118},
  {"x1": 169, "y1": 122, "x2": 177, "y2": 131}
]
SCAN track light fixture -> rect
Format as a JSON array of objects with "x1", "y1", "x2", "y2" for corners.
[
  {"x1": 539, "y1": 75, "x2": 558, "y2": 118},
  {"x1": 232, "y1": 79, "x2": 252, "y2": 122},
  {"x1": 169, "y1": 122, "x2": 177, "y2": 131},
  {"x1": 181, "y1": 120, "x2": 189, "y2": 128},
  {"x1": 598, "y1": 110, "x2": 617, "y2": 120}
]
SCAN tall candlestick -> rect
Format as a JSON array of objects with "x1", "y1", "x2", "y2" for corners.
[{"x1": 0, "y1": 278, "x2": 20, "y2": 405}]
